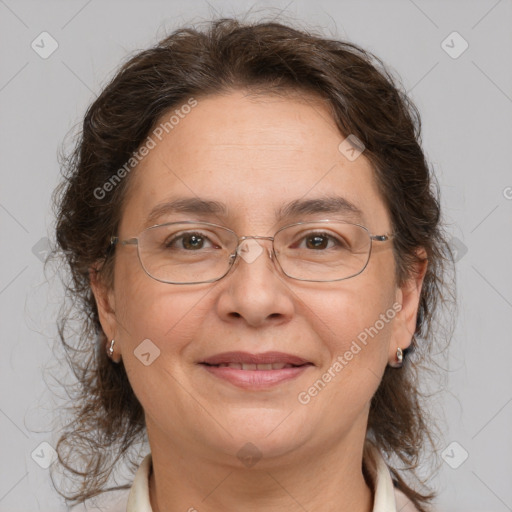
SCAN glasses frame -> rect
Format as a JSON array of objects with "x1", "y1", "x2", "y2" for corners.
[{"x1": 110, "y1": 219, "x2": 394, "y2": 285}]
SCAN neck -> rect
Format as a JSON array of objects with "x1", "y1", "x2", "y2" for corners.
[{"x1": 147, "y1": 424, "x2": 374, "y2": 512}]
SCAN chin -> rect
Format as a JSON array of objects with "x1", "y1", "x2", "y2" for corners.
[{"x1": 199, "y1": 413, "x2": 312, "y2": 464}]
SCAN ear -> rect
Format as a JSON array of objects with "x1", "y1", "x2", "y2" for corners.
[
  {"x1": 89, "y1": 265, "x2": 117, "y2": 344},
  {"x1": 389, "y1": 248, "x2": 428, "y2": 364}
]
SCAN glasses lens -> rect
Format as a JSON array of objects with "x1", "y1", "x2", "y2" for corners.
[
  {"x1": 274, "y1": 221, "x2": 371, "y2": 281},
  {"x1": 137, "y1": 222, "x2": 237, "y2": 283}
]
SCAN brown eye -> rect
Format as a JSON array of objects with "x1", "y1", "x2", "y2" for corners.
[
  {"x1": 165, "y1": 232, "x2": 212, "y2": 250},
  {"x1": 181, "y1": 233, "x2": 205, "y2": 250},
  {"x1": 305, "y1": 235, "x2": 329, "y2": 250},
  {"x1": 297, "y1": 232, "x2": 348, "y2": 251}
]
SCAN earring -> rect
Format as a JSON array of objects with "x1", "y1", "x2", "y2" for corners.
[
  {"x1": 396, "y1": 347, "x2": 403, "y2": 367},
  {"x1": 107, "y1": 339, "x2": 116, "y2": 360},
  {"x1": 389, "y1": 347, "x2": 404, "y2": 368}
]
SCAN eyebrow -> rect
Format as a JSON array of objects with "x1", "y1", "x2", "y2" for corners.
[
  {"x1": 275, "y1": 196, "x2": 364, "y2": 222},
  {"x1": 146, "y1": 197, "x2": 228, "y2": 226},
  {"x1": 145, "y1": 195, "x2": 364, "y2": 226}
]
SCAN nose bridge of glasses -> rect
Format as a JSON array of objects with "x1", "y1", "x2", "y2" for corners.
[
  {"x1": 238, "y1": 235, "x2": 274, "y2": 241},
  {"x1": 235, "y1": 235, "x2": 275, "y2": 262}
]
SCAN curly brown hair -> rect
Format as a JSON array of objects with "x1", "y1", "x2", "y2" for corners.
[{"x1": 51, "y1": 16, "x2": 454, "y2": 511}]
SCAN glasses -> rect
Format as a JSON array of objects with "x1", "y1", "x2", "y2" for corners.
[{"x1": 110, "y1": 220, "x2": 393, "y2": 284}]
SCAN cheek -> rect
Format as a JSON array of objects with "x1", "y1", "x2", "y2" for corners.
[
  {"x1": 113, "y1": 255, "x2": 207, "y2": 353},
  {"x1": 294, "y1": 284, "x2": 396, "y2": 427},
  {"x1": 112, "y1": 272, "x2": 210, "y2": 414},
  {"x1": 294, "y1": 270, "x2": 397, "y2": 374}
]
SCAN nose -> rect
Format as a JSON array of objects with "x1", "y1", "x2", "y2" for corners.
[{"x1": 215, "y1": 237, "x2": 295, "y2": 328}]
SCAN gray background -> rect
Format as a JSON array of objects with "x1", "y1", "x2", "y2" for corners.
[{"x1": 1, "y1": 0, "x2": 511, "y2": 510}]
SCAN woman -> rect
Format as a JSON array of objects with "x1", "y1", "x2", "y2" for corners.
[{"x1": 52, "y1": 17, "x2": 452, "y2": 512}]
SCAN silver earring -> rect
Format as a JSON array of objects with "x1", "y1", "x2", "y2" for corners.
[
  {"x1": 107, "y1": 339, "x2": 115, "y2": 359},
  {"x1": 396, "y1": 347, "x2": 403, "y2": 367},
  {"x1": 389, "y1": 347, "x2": 404, "y2": 368}
]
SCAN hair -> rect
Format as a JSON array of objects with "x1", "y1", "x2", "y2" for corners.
[{"x1": 51, "y1": 15, "x2": 454, "y2": 511}]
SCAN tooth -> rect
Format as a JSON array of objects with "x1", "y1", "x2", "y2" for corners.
[
  {"x1": 214, "y1": 362, "x2": 299, "y2": 370},
  {"x1": 272, "y1": 363, "x2": 295, "y2": 370},
  {"x1": 256, "y1": 363, "x2": 273, "y2": 370}
]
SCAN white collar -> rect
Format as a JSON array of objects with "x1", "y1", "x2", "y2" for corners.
[{"x1": 126, "y1": 444, "x2": 417, "y2": 512}]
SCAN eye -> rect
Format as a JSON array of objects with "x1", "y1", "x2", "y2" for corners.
[
  {"x1": 165, "y1": 231, "x2": 217, "y2": 250},
  {"x1": 296, "y1": 232, "x2": 349, "y2": 250},
  {"x1": 304, "y1": 233, "x2": 331, "y2": 250}
]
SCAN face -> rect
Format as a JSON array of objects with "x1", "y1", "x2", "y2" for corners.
[{"x1": 92, "y1": 89, "x2": 423, "y2": 466}]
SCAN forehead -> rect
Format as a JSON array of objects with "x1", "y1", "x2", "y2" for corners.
[{"x1": 120, "y1": 89, "x2": 388, "y2": 233}]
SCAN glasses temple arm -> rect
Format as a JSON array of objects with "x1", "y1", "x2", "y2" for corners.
[
  {"x1": 110, "y1": 236, "x2": 138, "y2": 246},
  {"x1": 370, "y1": 233, "x2": 394, "y2": 242}
]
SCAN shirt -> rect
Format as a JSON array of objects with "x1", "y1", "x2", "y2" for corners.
[{"x1": 73, "y1": 444, "x2": 419, "y2": 511}]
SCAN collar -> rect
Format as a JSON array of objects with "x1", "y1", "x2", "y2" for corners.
[{"x1": 126, "y1": 444, "x2": 415, "y2": 512}]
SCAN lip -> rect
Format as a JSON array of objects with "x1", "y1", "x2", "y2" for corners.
[
  {"x1": 199, "y1": 351, "x2": 314, "y2": 390},
  {"x1": 201, "y1": 351, "x2": 311, "y2": 366}
]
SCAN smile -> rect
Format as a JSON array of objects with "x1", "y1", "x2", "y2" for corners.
[
  {"x1": 199, "y1": 352, "x2": 313, "y2": 389},
  {"x1": 208, "y1": 362, "x2": 300, "y2": 370}
]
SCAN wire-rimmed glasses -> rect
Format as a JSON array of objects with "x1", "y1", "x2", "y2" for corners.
[{"x1": 110, "y1": 220, "x2": 393, "y2": 284}]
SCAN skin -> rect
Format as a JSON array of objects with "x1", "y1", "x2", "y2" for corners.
[{"x1": 91, "y1": 89, "x2": 426, "y2": 512}]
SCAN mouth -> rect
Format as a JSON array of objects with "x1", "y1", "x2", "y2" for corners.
[
  {"x1": 198, "y1": 351, "x2": 314, "y2": 389},
  {"x1": 200, "y1": 351, "x2": 312, "y2": 367},
  {"x1": 202, "y1": 362, "x2": 305, "y2": 370}
]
